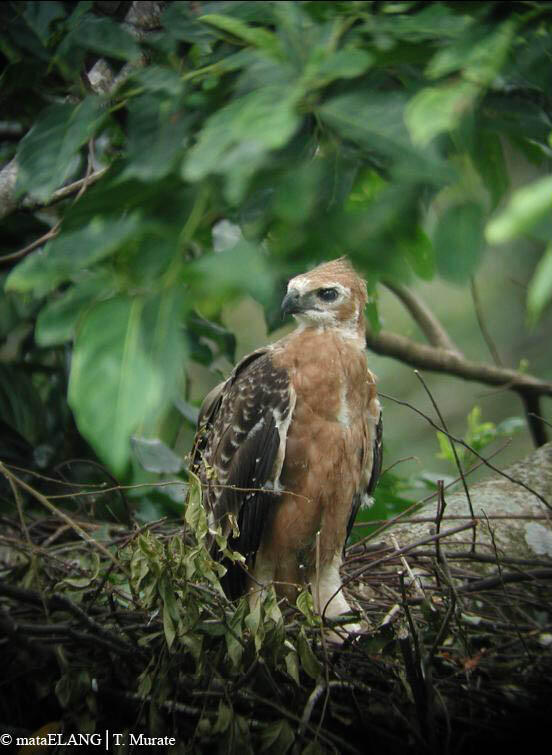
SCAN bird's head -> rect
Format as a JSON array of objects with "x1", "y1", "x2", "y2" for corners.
[{"x1": 281, "y1": 257, "x2": 368, "y2": 340}]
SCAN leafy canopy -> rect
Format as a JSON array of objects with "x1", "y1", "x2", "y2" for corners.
[{"x1": 2, "y1": 1, "x2": 552, "y2": 474}]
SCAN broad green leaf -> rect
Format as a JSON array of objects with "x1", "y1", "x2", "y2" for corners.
[
  {"x1": 61, "y1": 14, "x2": 140, "y2": 61},
  {"x1": 366, "y1": 4, "x2": 469, "y2": 42},
  {"x1": 319, "y1": 92, "x2": 451, "y2": 185},
  {"x1": 130, "y1": 437, "x2": 184, "y2": 474},
  {"x1": 68, "y1": 296, "x2": 167, "y2": 473},
  {"x1": 140, "y1": 284, "x2": 187, "y2": 396},
  {"x1": 486, "y1": 175, "x2": 552, "y2": 244},
  {"x1": 190, "y1": 243, "x2": 274, "y2": 314},
  {"x1": 121, "y1": 94, "x2": 191, "y2": 181},
  {"x1": 273, "y1": 161, "x2": 323, "y2": 223},
  {"x1": 527, "y1": 243, "x2": 552, "y2": 325},
  {"x1": 433, "y1": 201, "x2": 485, "y2": 283},
  {"x1": 6, "y1": 215, "x2": 140, "y2": 296},
  {"x1": 320, "y1": 91, "x2": 410, "y2": 160},
  {"x1": 472, "y1": 130, "x2": 509, "y2": 210},
  {"x1": 199, "y1": 13, "x2": 282, "y2": 58},
  {"x1": 304, "y1": 47, "x2": 373, "y2": 88},
  {"x1": 16, "y1": 97, "x2": 104, "y2": 201},
  {"x1": 131, "y1": 65, "x2": 184, "y2": 96},
  {"x1": 183, "y1": 86, "x2": 301, "y2": 202},
  {"x1": 259, "y1": 719, "x2": 294, "y2": 754},
  {"x1": 35, "y1": 271, "x2": 113, "y2": 346},
  {"x1": 426, "y1": 20, "x2": 516, "y2": 85},
  {"x1": 400, "y1": 228, "x2": 435, "y2": 280},
  {"x1": 405, "y1": 82, "x2": 478, "y2": 146}
]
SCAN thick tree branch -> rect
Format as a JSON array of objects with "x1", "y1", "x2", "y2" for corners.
[{"x1": 366, "y1": 328, "x2": 552, "y2": 395}]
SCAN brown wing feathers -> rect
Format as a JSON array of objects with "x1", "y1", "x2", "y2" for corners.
[{"x1": 191, "y1": 350, "x2": 292, "y2": 598}]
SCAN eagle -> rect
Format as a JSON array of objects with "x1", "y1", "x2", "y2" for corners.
[{"x1": 191, "y1": 257, "x2": 382, "y2": 635}]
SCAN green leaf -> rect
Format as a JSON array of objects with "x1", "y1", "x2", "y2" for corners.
[
  {"x1": 259, "y1": 719, "x2": 294, "y2": 754},
  {"x1": 35, "y1": 271, "x2": 113, "y2": 346},
  {"x1": 185, "y1": 471, "x2": 209, "y2": 544},
  {"x1": 296, "y1": 589, "x2": 318, "y2": 626},
  {"x1": 163, "y1": 601, "x2": 176, "y2": 649},
  {"x1": 426, "y1": 20, "x2": 516, "y2": 85},
  {"x1": 68, "y1": 296, "x2": 169, "y2": 473},
  {"x1": 486, "y1": 176, "x2": 552, "y2": 244},
  {"x1": 130, "y1": 437, "x2": 184, "y2": 474},
  {"x1": 433, "y1": 201, "x2": 485, "y2": 283},
  {"x1": 190, "y1": 243, "x2": 274, "y2": 314},
  {"x1": 22, "y1": 1, "x2": 66, "y2": 45},
  {"x1": 320, "y1": 91, "x2": 410, "y2": 161},
  {"x1": 6, "y1": 215, "x2": 140, "y2": 296},
  {"x1": 130, "y1": 65, "x2": 184, "y2": 96},
  {"x1": 121, "y1": 93, "x2": 191, "y2": 181},
  {"x1": 297, "y1": 629, "x2": 322, "y2": 680},
  {"x1": 183, "y1": 86, "x2": 301, "y2": 202},
  {"x1": 6, "y1": 213, "x2": 139, "y2": 296},
  {"x1": 472, "y1": 130, "x2": 509, "y2": 210},
  {"x1": 285, "y1": 650, "x2": 300, "y2": 685},
  {"x1": 527, "y1": 243, "x2": 552, "y2": 325},
  {"x1": 60, "y1": 13, "x2": 140, "y2": 61},
  {"x1": 16, "y1": 97, "x2": 104, "y2": 201},
  {"x1": 405, "y1": 82, "x2": 478, "y2": 146},
  {"x1": 400, "y1": 228, "x2": 435, "y2": 280},
  {"x1": 199, "y1": 13, "x2": 282, "y2": 58},
  {"x1": 304, "y1": 47, "x2": 373, "y2": 88}
]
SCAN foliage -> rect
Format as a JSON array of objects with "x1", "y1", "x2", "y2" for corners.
[
  {"x1": 1, "y1": 0, "x2": 552, "y2": 482},
  {"x1": 436, "y1": 405, "x2": 525, "y2": 468}
]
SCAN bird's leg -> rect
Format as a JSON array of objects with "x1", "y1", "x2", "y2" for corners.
[{"x1": 311, "y1": 553, "x2": 362, "y2": 639}]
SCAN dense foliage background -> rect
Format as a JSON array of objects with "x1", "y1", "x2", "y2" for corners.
[{"x1": 1, "y1": 0, "x2": 552, "y2": 524}]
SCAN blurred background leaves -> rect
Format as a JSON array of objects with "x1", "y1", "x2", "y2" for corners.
[{"x1": 1, "y1": 0, "x2": 551, "y2": 524}]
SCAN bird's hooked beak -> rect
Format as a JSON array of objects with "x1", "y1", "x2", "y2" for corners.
[{"x1": 281, "y1": 289, "x2": 303, "y2": 317}]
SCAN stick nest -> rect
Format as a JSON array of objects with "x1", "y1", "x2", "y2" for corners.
[{"x1": 1, "y1": 472, "x2": 551, "y2": 754}]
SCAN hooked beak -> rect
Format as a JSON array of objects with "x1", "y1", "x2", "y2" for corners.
[{"x1": 281, "y1": 290, "x2": 303, "y2": 317}]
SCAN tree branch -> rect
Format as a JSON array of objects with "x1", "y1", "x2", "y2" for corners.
[
  {"x1": 366, "y1": 328, "x2": 552, "y2": 396},
  {"x1": 384, "y1": 281, "x2": 461, "y2": 354}
]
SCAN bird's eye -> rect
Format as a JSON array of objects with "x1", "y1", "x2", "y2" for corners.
[{"x1": 316, "y1": 287, "x2": 339, "y2": 302}]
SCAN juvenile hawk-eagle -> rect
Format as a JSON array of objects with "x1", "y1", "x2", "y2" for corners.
[{"x1": 191, "y1": 257, "x2": 382, "y2": 633}]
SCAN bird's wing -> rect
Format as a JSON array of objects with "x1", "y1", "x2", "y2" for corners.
[
  {"x1": 191, "y1": 348, "x2": 295, "y2": 597},
  {"x1": 346, "y1": 402, "x2": 383, "y2": 543}
]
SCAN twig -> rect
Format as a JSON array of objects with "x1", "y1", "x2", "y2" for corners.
[
  {"x1": 0, "y1": 224, "x2": 60, "y2": 264},
  {"x1": 0, "y1": 462, "x2": 130, "y2": 578},
  {"x1": 414, "y1": 371, "x2": 476, "y2": 547},
  {"x1": 482, "y1": 513, "x2": 532, "y2": 660},
  {"x1": 340, "y1": 522, "x2": 477, "y2": 597},
  {"x1": 470, "y1": 277, "x2": 503, "y2": 367},
  {"x1": 298, "y1": 681, "x2": 326, "y2": 740}
]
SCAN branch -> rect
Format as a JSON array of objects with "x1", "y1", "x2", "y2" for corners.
[
  {"x1": 384, "y1": 281, "x2": 461, "y2": 354},
  {"x1": 370, "y1": 283, "x2": 550, "y2": 446},
  {"x1": 366, "y1": 328, "x2": 552, "y2": 397}
]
